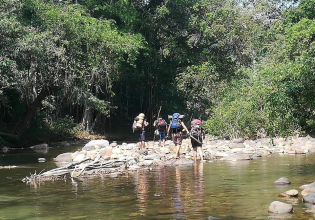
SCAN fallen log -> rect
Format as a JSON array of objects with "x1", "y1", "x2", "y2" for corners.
[{"x1": 22, "y1": 158, "x2": 127, "y2": 183}]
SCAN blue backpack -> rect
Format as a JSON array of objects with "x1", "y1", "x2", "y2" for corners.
[{"x1": 171, "y1": 113, "x2": 181, "y2": 129}]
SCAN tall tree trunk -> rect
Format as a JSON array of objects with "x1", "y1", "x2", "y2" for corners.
[
  {"x1": 15, "y1": 88, "x2": 49, "y2": 135},
  {"x1": 82, "y1": 106, "x2": 94, "y2": 133}
]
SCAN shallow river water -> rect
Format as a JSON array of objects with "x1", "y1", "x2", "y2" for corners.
[{"x1": 1, "y1": 144, "x2": 315, "y2": 220}]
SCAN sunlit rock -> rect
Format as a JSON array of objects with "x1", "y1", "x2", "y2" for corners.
[
  {"x1": 82, "y1": 139, "x2": 109, "y2": 151},
  {"x1": 73, "y1": 154, "x2": 86, "y2": 162},
  {"x1": 160, "y1": 147, "x2": 170, "y2": 154},
  {"x1": 54, "y1": 152, "x2": 73, "y2": 163},
  {"x1": 112, "y1": 148, "x2": 121, "y2": 155},
  {"x1": 279, "y1": 189, "x2": 298, "y2": 197},
  {"x1": 268, "y1": 201, "x2": 293, "y2": 213},
  {"x1": 86, "y1": 151, "x2": 97, "y2": 160},
  {"x1": 110, "y1": 154, "x2": 119, "y2": 160},
  {"x1": 215, "y1": 152, "x2": 229, "y2": 157},
  {"x1": 99, "y1": 147, "x2": 112, "y2": 157}
]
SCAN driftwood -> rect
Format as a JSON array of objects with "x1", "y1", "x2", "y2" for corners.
[{"x1": 22, "y1": 158, "x2": 127, "y2": 183}]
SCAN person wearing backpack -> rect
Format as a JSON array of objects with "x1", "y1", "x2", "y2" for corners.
[
  {"x1": 166, "y1": 113, "x2": 189, "y2": 159},
  {"x1": 134, "y1": 113, "x2": 149, "y2": 149},
  {"x1": 190, "y1": 119, "x2": 206, "y2": 162},
  {"x1": 153, "y1": 118, "x2": 168, "y2": 147}
]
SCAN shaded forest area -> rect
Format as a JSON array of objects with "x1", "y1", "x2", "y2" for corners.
[{"x1": 0, "y1": 0, "x2": 314, "y2": 147}]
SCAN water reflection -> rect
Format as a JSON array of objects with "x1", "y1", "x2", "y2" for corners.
[
  {"x1": 3, "y1": 150, "x2": 315, "y2": 219},
  {"x1": 135, "y1": 170, "x2": 149, "y2": 214},
  {"x1": 193, "y1": 162, "x2": 205, "y2": 217},
  {"x1": 173, "y1": 166, "x2": 183, "y2": 218}
]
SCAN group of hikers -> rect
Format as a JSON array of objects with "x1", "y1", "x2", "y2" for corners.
[{"x1": 133, "y1": 113, "x2": 205, "y2": 162}]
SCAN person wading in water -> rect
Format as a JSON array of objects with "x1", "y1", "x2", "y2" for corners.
[
  {"x1": 153, "y1": 118, "x2": 168, "y2": 147},
  {"x1": 167, "y1": 113, "x2": 189, "y2": 159},
  {"x1": 134, "y1": 113, "x2": 149, "y2": 150}
]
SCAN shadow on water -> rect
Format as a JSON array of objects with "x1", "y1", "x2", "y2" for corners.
[{"x1": 0, "y1": 144, "x2": 315, "y2": 219}]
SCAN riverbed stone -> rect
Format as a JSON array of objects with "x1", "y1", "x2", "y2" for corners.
[
  {"x1": 54, "y1": 152, "x2": 73, "y2": 162},
  {"x1": 169, "y1": 145, "x2": 177, "y2": 154},
  {"x1": 303, "y1": 192, "x2": 315, "y2": 203},
  {"x1": 86, "y1": 151, "x2": 97, "y2": 160},
  {"x1": 82, "y1": 139, "x2": 109, "y2": 151},
  {"x1": 160, "y1": 147, "x2": 170, "y2": 154},
  {"x1": 112, "y1": 148, "x2": 121, "y2": 155},
  {"x1": 73, "y1": 154, "x2": 86, "y2": 162},
  {"x1": 99, "y1": 147, "x2": 112, "y2": 157},
  {"x1": 268, "y1": 201, "x2": 293, "y2": 213},
  {"x1": 110, "y1": 154, "x2": 119, "y2": 159},
  {"x1": 285, "y1": 189, "x2": 299, "y2": 197},
  {"x1": 301, "y1": 182, "x2": 315, "y2": 197},
  {"x1": 274, "y1": 177, "x2": 291, "y2": 185},
  {"x1": 215, "y1": 152, "x2": 229, "y2": 157},
  {"x1": 229, "y1": 143, "x2": 245, "y2": 149},
  {"x1": 233, "y1": 138, "x2": 244, "y2": 143},
  {"x1": 144, "y1": 154, "x2": 160, "y2": 160}
]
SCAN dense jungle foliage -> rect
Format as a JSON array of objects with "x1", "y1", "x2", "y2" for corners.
[{"x1": 0, "y1": 0, "x2": 314, "y2": 146}]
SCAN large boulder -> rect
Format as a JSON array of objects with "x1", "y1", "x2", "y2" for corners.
[
  {"x1": 53, "y1": 152, "x2": 73, "y2": 163},
  {"x1": 268, "y1": 201, "x2": 293, "y2": 213},
  {"x1": 301, "y1": 182, "x2": 315, "y2": 197},
  {"x1": 303, "y1": 193, "x2": 315, "y2": 203},
  {"x1": 82, "y1": 139, "x2": 109, "y2": 151}
]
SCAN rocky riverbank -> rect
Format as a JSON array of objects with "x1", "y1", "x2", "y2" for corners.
[{"x1": 54, "y1": 135, "x2": 315, "y2": 165}]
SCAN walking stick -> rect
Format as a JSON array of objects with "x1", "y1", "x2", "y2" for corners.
[{"x1": 153, "y1": 106, "x2": 162, "y2": 141}]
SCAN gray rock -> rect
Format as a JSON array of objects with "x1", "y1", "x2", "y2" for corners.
[
  {"x1": 268, "y1": 201, "x2": 293, "y2": 213},
  {"x1": 301, "y1": 182, "x2": 315, "y2": 197},
  {"x1": 233, "y1": 138, "x2": 244, "y2": 143},
  {"x1": 30, "y1": 143, "x2": 48, "y2": 149},
  {"x1": 144, "y1": 154, "x2": 161, "y2": 160},
  {"x1": 30, "y1": 143, "x2": 49, "y2": 153},
  {"x1": 82, "y1": 139, "x2": 109, "y2": 151},
  {"x1": 303, "y1": 192, "x2": 315, "y2": 203},
  {"x1": 54, "y1": 152, "x2": 73, "y2": 163},
  {"x1": 274, "y1": 177, "x2": 291, "y2": 185}
]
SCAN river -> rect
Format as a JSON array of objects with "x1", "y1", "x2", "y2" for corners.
[{"x1": 0, "y1": 144, "x2": 315, "y2": 219}]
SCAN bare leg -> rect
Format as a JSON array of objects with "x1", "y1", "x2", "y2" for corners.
[
  {"x1": 162, "y1": 139, "x2": 165, "y2": 147},
  {"x1": 141, "y1": 141, "x2": 146, "y2": 149},
  {"x1": 198, "y1": 147, "x2": 204, "y2": 161},
  {"x1": 193, "y1": 147, "x2": 197, "y2": 162},
  {"x1": 158, "y1": 140, "x2": 161, "y2": 147},
  {"x1": 176, "y1": 144, "x2": 181, "y2": 158}
]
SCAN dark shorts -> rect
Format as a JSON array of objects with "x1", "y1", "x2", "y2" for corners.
[
  {"x1": 159, "y1": 130, "x2": 166, "y2": 141},
  {"x1": 139, "y1": 130, "x2": 145, "y2": 141},
  {"x1": 172, "y1": 132, "x2": 183, "y2": 145},
  {"x1": 191, "y1": 135, "x2": 202, "y2": 148}
]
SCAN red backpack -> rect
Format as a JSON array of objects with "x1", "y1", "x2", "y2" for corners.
[
  {"x1": 157, "y1": 119, "x2": 167, "y2": 130},
  {"x1": 191, "y1": 119, "x2": 202, "y2": 136}
]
